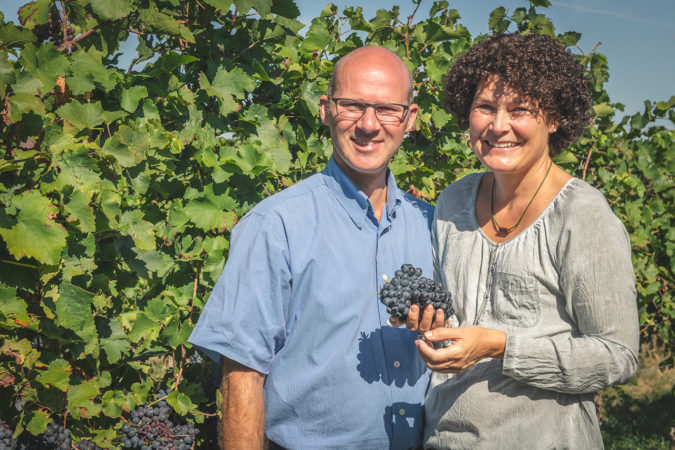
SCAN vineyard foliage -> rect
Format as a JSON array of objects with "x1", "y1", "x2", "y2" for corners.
[{"x1": 0, "y1": 0, "x2": 672, "y2": 446}]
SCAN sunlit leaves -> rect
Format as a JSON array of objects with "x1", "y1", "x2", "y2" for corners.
[
  {"x1": 90, "y1": 0, "x2": 134, "y2": 21},
  {"x1": 35, "y1": 359, "x2": 72, "y2": 391},
  {"x1": 202, "y1": 66, "x2": 255, "y2": 115},
  {"x1": 121, "y1": 85, "x2": 148, "y2": 112},
  {"x1": 0, "y1": 190, "x2": 67, "y2": 265},
  {"x1": 67, "y1": 379, "x2": 102, "y2": 419},
  {"x1": 184, "y1": 185, "x2": 238, "y2": 231},
  {"x1": 57, "y1": 101, "x2": 105, "y2": 130}
]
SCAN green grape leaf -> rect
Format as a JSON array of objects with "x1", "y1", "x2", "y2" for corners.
[
  {"x1": 202, "y1": 0, "x2": 234, "y2": 13},
  {"x1": 18, "y1": 1, "x2": 52, "y2": 29},
  {"x1": 128, "y1": 312, "x2": 158, "y2": 343},
  {"x1": 0, "y1": 286, "x2": 30, "y2": 326},
  {"x1": 90, "y1": 0, "x2": 134, "y2": 21},
  {"x1": 299, "y1": 18, "x2": 333, "y2": 53},
  {"x1": 100, "y1": 321, "x2": 131, "y2": 364},
  {"x1": 166, "y1": 391, "x2": 195, "y2": 416},
  {"x1": 2, "y1": 339, "x2": 40, "y2": 368},
  {"x1": 184, "y1": 185, "x2": 238, "y2": 231},
  {"x1": 272, "y1": 0, "x2": 301, "y2": 19},
  {"x1": 67, "y1": 379, "x2": 101, "y2": 419},
  {"x1": 102, "y1": 389, "x2": 136, "y2": 418},
  {"x1": 64, "y1": 190, "x2": 95, "y2": 233},
  {"x1": 55, "y1": 282, "x2": 97, "y2": 348},
  {"x1": 57, "y1": 101, "x2": 105, "y2": 130},
  {"x1": 0, "y1": 190, "x2": 67, "y2": 265},
  {"x1": 119, "y1": 210, "x2": 156, "y2": 250},
  {"x1": 234, "y1": 0, "x2": 254, "y2": 13},
  {"x1": 594, "y1": 102, "x2": 614, "y2": 118},
  {"x1": 0, "y1": 22, "x2": 36, "y2": 49},
  {"x1": 121, "y1": 85, "x2": 149, "y2": 113},
  {"x1": 35, "y1": 358, "x2": 71, "y2": 391},
  {"x1": 8, "y1": 91, "x2": 45, "y2": 121},
  {"x1": 253, "y1": 0, "x2": 272, "y2": 16},
  {"x1": 25, "y1": 409, "x2": 50, "y2": 435}
]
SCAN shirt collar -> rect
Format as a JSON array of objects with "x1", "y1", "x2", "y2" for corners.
[{"x1": 322, "y1": 156, "x2": 402, "y2": 229}]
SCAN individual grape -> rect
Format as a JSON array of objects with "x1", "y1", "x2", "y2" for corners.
[{"x1": 380, "y1": 263, "x2": 454, "y2": 322}]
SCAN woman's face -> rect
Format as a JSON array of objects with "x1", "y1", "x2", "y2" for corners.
[{"x1": 468, "y1": 77, "x2": 557, "y2": 176}]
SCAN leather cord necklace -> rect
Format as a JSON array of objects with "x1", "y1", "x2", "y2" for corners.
[{"x1": 490, "y1": 159, "x2": 553, "y2": 234}]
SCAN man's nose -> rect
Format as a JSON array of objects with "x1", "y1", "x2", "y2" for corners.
[{"x1": 356, "y1": 105, "x2": 382, "y2": 133}]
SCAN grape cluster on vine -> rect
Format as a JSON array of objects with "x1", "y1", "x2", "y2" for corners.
[
  {"x1": 27, "y1": 6, "x2": 77, "y2": 51},
  {"x1": 120, "y1": 389, "x2": 198, "y2": 449},
  {"x1": 380, "y1": 264, "x2": 454, "y2": 321},
  {"x1": 39, "y1": 421, "x2": 71, "y2": 449},
  {"x1": 0, "y1": 420, "x2": 19, "y2": 450}
]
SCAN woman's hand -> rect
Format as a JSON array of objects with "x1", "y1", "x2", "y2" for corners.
[
  {"x1": 415, "y1": 325, "x2": 506, "y2": 373},
  {"x1": 389, "y1": 304, "x2": 445, "y2": 331}
]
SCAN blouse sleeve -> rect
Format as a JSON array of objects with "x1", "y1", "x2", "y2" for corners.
[{"x1": 502, "y1": 188, "x2": 640, "y2": 394}]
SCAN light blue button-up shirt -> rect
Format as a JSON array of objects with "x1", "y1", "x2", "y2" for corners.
[{"x1": 189, "y1": 156, "x2": 434, "y2": 449}]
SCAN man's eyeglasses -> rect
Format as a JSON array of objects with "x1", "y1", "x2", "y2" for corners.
[{"x1": 329, "y1": 97, "x2": 409, "y2": 123}]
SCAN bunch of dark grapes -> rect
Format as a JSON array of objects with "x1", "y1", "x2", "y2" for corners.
[
  {"x1": 40, "y1": 421, "x2": 71, "y2": 449},
  {"x1": 30, "y1": 7, "x2": 61, "y2": 43},
  {"x1": 120, "y1": 389, "x2": 197, "y2": 449},
  {"x1": 75, "y1": 439, "x2": 103, "y2": 449},
  {"x1": 0, "y1": 419, "x2": 19, "y2": 450},
  {"x1": 380, "y1": 264, "x2": 454, "y2": 321}
]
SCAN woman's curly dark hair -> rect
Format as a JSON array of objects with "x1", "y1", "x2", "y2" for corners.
[{"x1": 442, "y1": 33, "x2": 592, "y2": 155}]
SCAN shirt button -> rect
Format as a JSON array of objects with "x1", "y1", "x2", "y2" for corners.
[
  {"x1": 399, "y1": 408, "x2": 406, "y2": 416},
  {"x1": 393, "y1": 360, "x2": 401, "y2": 368}
]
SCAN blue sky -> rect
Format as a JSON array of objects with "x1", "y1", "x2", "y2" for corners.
[{"x1": 2, "y1": 0, "x2": 674, "y2": 124}]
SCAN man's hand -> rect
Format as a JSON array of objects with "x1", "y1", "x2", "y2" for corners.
[
  {"x1": 220, "y1": 357, "x2": 266, "y2": 450},
  {"x1": 415, "y1": 325, "x2": 506, "y2": 373}
]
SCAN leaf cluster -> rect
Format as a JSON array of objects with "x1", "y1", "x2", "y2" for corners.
[{"x1": 0, "y1": 0, "x2": 672, "y2": 445}]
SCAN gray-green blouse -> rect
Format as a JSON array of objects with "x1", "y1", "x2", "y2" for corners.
[{"x1": 425, "y1": 173, "x2": 639, "y2": 450}]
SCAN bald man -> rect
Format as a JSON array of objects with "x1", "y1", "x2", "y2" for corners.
[{"x1": 189, "y1": 46, "x2": 434, "y2": 450}]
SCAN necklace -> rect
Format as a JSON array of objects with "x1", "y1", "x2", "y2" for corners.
[{"x1": 490, "y1": 160, "x2": 553, "y2": 235}]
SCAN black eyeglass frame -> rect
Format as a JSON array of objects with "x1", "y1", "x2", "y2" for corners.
[{"x1": 328, "y1": 97, "x2": 410, "y2": 123}]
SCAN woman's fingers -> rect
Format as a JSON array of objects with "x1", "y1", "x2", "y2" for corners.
[{"x1": 417, "y1": 305, "x2": 436, "y2": 332}]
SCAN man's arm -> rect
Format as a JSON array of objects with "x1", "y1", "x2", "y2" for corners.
[{"x1": 219, "y1": 356, "x2": 266, "y2": 450}]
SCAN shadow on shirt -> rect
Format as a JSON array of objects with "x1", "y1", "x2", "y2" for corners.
[
  {"x1": 384, "y1": 402, "x2": 424, "y2": 450},
  {"x1": 356, "y1": 326, "x2": 425, "y2": 386}
]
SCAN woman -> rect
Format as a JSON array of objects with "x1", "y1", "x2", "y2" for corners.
[{"x1": 406, "y1": 33, "x2": 639, "y2": 449}]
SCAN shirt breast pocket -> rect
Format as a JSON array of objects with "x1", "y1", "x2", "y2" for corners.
[{"x1": 492, "y1": 272, "x2": 541, "y2": 328}]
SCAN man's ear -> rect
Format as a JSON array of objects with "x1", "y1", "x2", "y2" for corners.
[
  {"x1": 404, "y1": 103, "x2": 419, "y2": 133},
  {"x1": 319, "y1": 95, "x2": 329, "y2": 125}
]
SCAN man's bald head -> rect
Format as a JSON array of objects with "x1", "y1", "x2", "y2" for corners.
[{"x1": 327, "y1": 46, "x2": 415, "y2": 104}]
